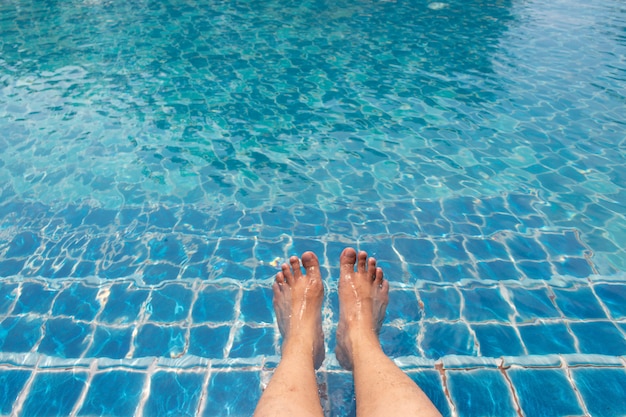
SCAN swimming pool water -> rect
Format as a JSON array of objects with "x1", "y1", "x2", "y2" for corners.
[{"x1": 1, "y1": 0, "x2": 625, "y2": 415}]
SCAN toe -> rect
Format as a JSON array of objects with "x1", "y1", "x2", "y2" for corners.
[
  {"x1": 381, "y1": 279, "x2": 389, "y2": 293},
  {"x1": 289, "y1": 256, "x2": 303, "y2": 280},
  {"x1": 282, "y1": 262, "x2": 294, "y2": 285},
  {"x1": 340, "y1": 247, "x2": 357, "y2": 273},
  {"x1": 357, "y1": 251, "x2": 368, "y2": 273},
  {"x1": 368, "y1": 257, "x2": 377, "y2": 280},
  {"x1": 301, "y1": 251, "x2": 320, "y2": 276},
  {"x1": 373, "y1": 266, "x2": 384, "y2": 286},
  {"x1": 276, "y1": 271, "x2": 286, "y2": 286}
]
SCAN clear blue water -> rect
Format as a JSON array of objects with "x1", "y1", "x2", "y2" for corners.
[{"x1": 1, "y1": 0, "x2": 625, "y2": 415}]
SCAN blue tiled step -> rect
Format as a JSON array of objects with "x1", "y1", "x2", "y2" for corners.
[
  {"x1": 1, "y1": 277, "x2": 625, "y2": 361},
  {"x1": 0, "y1": 353, "x2": 624, "y2": 417}
]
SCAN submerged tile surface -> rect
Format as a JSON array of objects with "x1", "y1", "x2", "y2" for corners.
[
  {"x1": 508, "y1": 368, "x2": 584, "y2": 417},
  {"x1": 446, "y1": 369, "x2": 517, "y2": 417}
]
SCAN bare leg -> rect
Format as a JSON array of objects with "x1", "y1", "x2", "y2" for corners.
[
  {"x1": 253, "y1": 252, "x2": 325, "y2": 417},
  {"x1": 335, "y1": 248, "x2": 442, "y2": 417}
]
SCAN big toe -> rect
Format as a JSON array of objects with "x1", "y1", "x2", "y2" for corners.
[
  {"x1": 301, "y1": 251, "x2": 320, "y2": 275},
  {"x1": 340, "y1": 247, "x2": 357, "y2": 272}
]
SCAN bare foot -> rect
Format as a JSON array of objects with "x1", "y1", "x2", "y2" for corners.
[
  {"x1": 272, "y1": 251, "x2": 325, "y2": 369},
  {"x1": 335, "y1": 247, "x2": 389, "y2": 370}
]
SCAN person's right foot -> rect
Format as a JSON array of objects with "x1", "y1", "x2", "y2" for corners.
[{"x1": 335, "y1": 247, "x2": 389, "y2": 370}]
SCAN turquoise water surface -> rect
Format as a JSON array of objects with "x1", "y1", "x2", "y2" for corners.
[{"x1": 1, "y1": 0, "x2": 625, "y2": 415}]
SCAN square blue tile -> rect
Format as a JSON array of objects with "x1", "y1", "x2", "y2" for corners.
[
  {"x1": 593, "y1": 284, "x2": 626, "y2": 319},
  {"x1": 143, "y1": 371, "x2": 205, "y2": 417},
  {"x1": 443, "y1": 196, "x2": 477, "y2": 221},
  {"x1": 446, "y1": 369, "x2": 517, "y2": 417},
  {"x1": 553, "y1": 286, "x2": 607, "y2": 319},
  {"x1": 188, "y1": 325, "x2": 231, "y2": 358},
  {"x1": 363, "y1": 240, "x2": 402, "y2": 263},
  {"x1": 142, "y1": 263, "x2": 181, "y2": 284},
  {"x1": 507, "y1": 193, "x2": 537, "y2": 217},
  {"x1": 420, "y1": 220, "x2": 452, "y2": 236},
  {"x1": 436, "y1": 237, "x2": 470, "y2": 262},
  {"x1": 134, "y1": 324, "x2": 186, "y2": 358},
  {"x1": 293, "y1": 205, "x2": 326, "y2": 225},
  {"x1": 414, "y1": 200, "x2": 441, "y2": 223},
  {"x1": 261, "y1": 206, "x2": 295, "y2": 229},
  {"x1": 192, "y1": 286, "x2": 239, "y2": 323},
  {"x1": 229, "y1": 326, "x2": 275, "y2": 358},
  {"x1": 12, "y1": 282, "x2": 57, "y2": 315},
  {"x1": 419, "y1": 285, "x2": 461, "y2": 320},
  {"x1": 99, "y1": 283, "x2": 149, "y2": 325},
  {"x1": 0, "y1": 370, "x2": 31, "y2": 415},
  {"x1": 508, "y1": 287, "x2": 560, "y2": 322},
  {"x1": 240, "y1": 287, "x2": 273, "y2": 324},
  {"x1": 203, "y1": 371, "x2": 261, "y2": 416},
  {"x1": 86, "y1": 325, "x2": 133, "y2": 359},
  {"x1": 380, "y1": 324, "x2": 420, "y2": 357},
  {"x1": 214, "y1": 238, "x2": 254, "y2": 263},
  {"x1": 289, "y1": 238, "x2": 326, "y2": 262},
  {"x1": 38, "y1": 318, "x2": 92, "y2": 358},
  {"x1": 187, "y1": 238, "x2": 217, "y2": 264},
  {"x1": 482, "y1": 214, "x2": 520, "y2": 236},
  {"x1": 78, "y1": 371, "x2": 146, "y2": 416},
  {"x1": 83, "y1": 207, "x2": 116, "y2": 228},
  {"x1": 571, "y1": 368, "x2": 626, "y2": 417},
  {"x1": 465, "y1": 237, "x2": 509, "y2": 260},
  {"x1": 437, "y1": 263, "x2": 476, "y2": 282},
  {"x1": 254, "y1": 238, "x2": 286, "y2": 260},
  {"x1": 148, "y1": 235, "x2": 187, "y2": 263},
  {"x1": 505, "y1": 234, "x2": 548, "y2": 261},
  {"x1": 408, "y1": 264, "x2": 442, "y2": 282},
  {"x1": 375, "y1": 260, "x2": 404, "y2": 284},
  {"x1": 148, "y1": 207, "x2": 178, "y2": 229},
  {"x1": 51, "y1": 283, "x2": 100, "y2": 321},
  {"x1": 422, "y1": 322, "x2": 476, "y2": 359},
  {"x1": 22, "y1": 372, "x2": 87, "y2": 417},
  {"x1": 517, "y1": 322, "x2": 577, "y2": 355},
  {"x1": 552, "y1": 257, "x2": 592, "y2": 278},
  {"x1": 570, "y1": 322, "x2": 626, "y2": 355},
  {"x1": 147, "y1": 283, "x2": 193, "y2": 322},
  {"x1": 508, "y1": 368, "x2": 583, "y2": 416},
  {"x1": 0, "y1": 283, "x2": 18, "y2": 314},
  {"x1": 0, "y1": 259, "x2": 24, "y2": 277},
  {"x1": 407, "y1": 370, "x2": 451, "y2": 417},
  {"x1": 5, "y1": 231, "x2": 39, "y2": 258},
  {"x1": 516, "y1": 261, "x2": 553, "y2": 280},
  {"x1": 539, "y1": 231, "x2": 586, "y2": 257},
  {"x1": 476, "y1": 260, "x2": 521, "y2": 280},
  {"x1": 0, "y1": 316, "x2": 43, "y2": 353},
  {"x1": 175, "y1": 206, "x2": 215, "y2": 233},
  {"x1": 394, "y1": 237, "x2": 436, "y2": 265},
  {"x1": 386, "y1": 290, "x2": 421, "y2": 322},
  {"x1": 461, "y1": 287, "x2": 514, "y2": 322},
  {"x1": 254, "y1": 264, "x2": 279, "y2": 282},
  {"x1": 472, "y1": 324, "x2": 525, "y2": 357}
]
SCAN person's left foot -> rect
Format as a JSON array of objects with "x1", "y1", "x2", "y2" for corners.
[{"x1": 273, "y1": 251, "x2": 325, "y2": 369}]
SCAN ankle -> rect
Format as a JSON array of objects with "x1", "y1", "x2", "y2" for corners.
[{"x1": 348, "y1": 326, "x2": 381, "y2": 350}]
